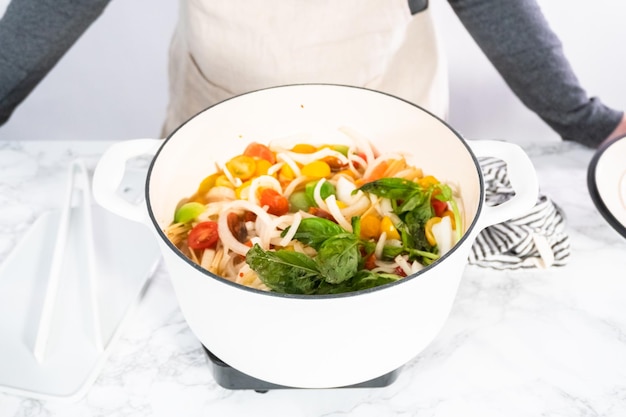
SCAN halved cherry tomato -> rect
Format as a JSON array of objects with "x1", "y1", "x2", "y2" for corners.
[
  {"x1": 244, "y1": 142, "x2": 276, "y2": 164},
  {"x1": 380, "y1": 216, "x2": 400, "y2": 240},
  {"x1": 301, "y1": 160, "x2": 331, "y2": 178},
  {"x1": 187, "y1": 221, "x2": 219, "y2": 250},
  {"x1": 259, "y1": 188, "x2": 289, "y2": 216},
  {"x1": 364, "y1": 253, "x2": 377, "y2": 270},
  {"x1": 360, "y1": 215, "x2": 381, "y2": 240},
  {"x1": 431, "y1": 198, "x2": 448, "y2": 217},
  {"x1": 226, "y1": 155, "x2": 256, "y2": 180},
  {"x1": 291, "y1": 143, "x2": 317, "y2": 154}
]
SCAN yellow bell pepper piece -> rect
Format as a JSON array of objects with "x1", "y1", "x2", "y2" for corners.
[
  {"x1": 425, "y1": 217, "x2": 442, "y2": 246},
  {"x1": 418, "y1": 175, "x2": 439, "y2": 189},
  {"x1": 380, "y1": 216, "x2": 401, "y2": 240}
]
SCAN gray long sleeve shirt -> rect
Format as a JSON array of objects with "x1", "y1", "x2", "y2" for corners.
[{"x1": 0, "y1": 0, "x2": 622, "y2": 147}]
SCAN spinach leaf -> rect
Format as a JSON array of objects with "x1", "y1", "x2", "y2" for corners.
[
  {"x1": 315, "y1": 233, "x2": 360, "y2": 284},
  {"x1": 245, "y1": 244, "x2": 321, "y2": 294},
  {"x1": 283, "y1": 217, "x2": 346, "y2": 250}
]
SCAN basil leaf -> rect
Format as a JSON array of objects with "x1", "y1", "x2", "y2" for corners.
[
  {"x1": 245, "y1": 244, "x2": 321, "y2": 294},
  {"x1": 316, "y1": 270, "x2": 401, "y2": 294},
  {"x1": 357, "y1": 177, "x2": 419, "y2": 200},
  {"x1": 397, "y1": 190, "x2": 427, "y2": 213},
  {"x1": 434, "y1": 184, "x2": 453, "y2": 201},
  {"x1": 284, "y1": 217, "x2": 346, "y2": 250},
  {"x1": 316, "y1": 234, "x2": 360, "y2": 284}
]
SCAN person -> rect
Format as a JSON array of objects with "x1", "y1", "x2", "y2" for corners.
[{"x1": 1, "y1": 0, "x2": 625, "y2": 148}]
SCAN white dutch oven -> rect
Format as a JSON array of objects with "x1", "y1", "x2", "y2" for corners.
[{"x1": 92, "y1": 84, "x2": 538, "y2": 388}]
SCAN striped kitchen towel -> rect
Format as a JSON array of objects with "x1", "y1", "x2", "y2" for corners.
[{"x1": 468, "y1": 157, "x2": 571, "y2": 269}]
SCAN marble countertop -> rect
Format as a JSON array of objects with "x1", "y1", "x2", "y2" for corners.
[{"x1": 1, "y1": 140, "x2": 626, "y2": 417}]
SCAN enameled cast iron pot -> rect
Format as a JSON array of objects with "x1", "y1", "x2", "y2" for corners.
[{"x1": 92, "y1": 84, "x2": 538, "y2": 388}]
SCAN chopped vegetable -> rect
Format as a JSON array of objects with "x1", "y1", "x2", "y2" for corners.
[
  {"x1": 188, "y1": 221, "x2": 219, "y2": 250},
  {"x1": 226, "y1": 155, "x2": 256, "y2": 180},
  {"x1": 259, "y1": 188, "x2": 289, "y2": 216},
  {"x1": 174, "y1": 202, "x2": 206, "y2": 224},
  {"x1": 166, "y1": 130, "x2": 464, "y2": 294}
]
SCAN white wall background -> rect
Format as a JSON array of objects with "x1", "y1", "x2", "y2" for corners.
[{"x1": 0, "y1": 1, "x2": 625, "y2": 145}]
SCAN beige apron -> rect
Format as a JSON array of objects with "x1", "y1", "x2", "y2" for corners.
[{"x1": 162, "y1": 0, "x2": 448, "y2": 136}]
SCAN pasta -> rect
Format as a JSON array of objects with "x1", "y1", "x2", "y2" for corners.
[{"x1": 165, "y1": 128, "x2": 463, "y2": 295}]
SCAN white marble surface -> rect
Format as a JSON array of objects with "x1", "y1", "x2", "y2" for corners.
[{"x1": 1, "y1": 140, "x2": 626, "y2": 417}]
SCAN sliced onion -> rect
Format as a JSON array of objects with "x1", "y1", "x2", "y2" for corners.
[
  {"x1": 411, "y1": 260, "x2": 424, "y2": 274},
  {"x1": 218, "y1": 200, "x2": 273, "y2": 256},
  {"x1": 395, "y1": 254, "x2": 413, "y2": 276},
  {"x1": 313, "y1": 178, "x2": 329, "y2": 212},
  {"x1": 432, "y1": 215, "x2": 454, "y2": 255},
  {"x1": 278, "y1": 212, "x2": 302, "y2": 246},
  {"x1": 276, "y1": 152, "x2": 302, "y2": 177},
  {"x1": 340, "y1": 194, "x2": 371, "y2": 218},
  {"x1": 220, "y1": 162, "x2": 243, "y2": 188},
  {"x1": 282, "y1": 175, "x2": 309, "y2": 198},
  {"x1": 339, "y1": 126, "x2": 375, "y2": 165},
  {"x1": 374, "y1": 231, "x2": 387, "y2": 259},
  {"x1": 200, "y1": 248, "x2": 216, "y2": 270},
  {"x1": 282, "y1": 148, "x2": 349, "y2": 166},
  {"x1": 267, "y1": 162, "x2": 284, "y2": 176},
  {"x1": 206, "y1": 186, "x2": 236, "y2": 203},
  {"x1": 335, "y1": 176, "x2": 357, "y2": 204},
  {"x1": 325, "y1": 195, "x2": 352, "y2": 232}
]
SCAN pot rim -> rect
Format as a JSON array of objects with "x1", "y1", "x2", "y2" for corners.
[
  {"x1": 587, "y1": 133, "x2": 626, "y2": 239},
  {"x1": 145, "y1": 83, "x2": 485, "y2": 299}
]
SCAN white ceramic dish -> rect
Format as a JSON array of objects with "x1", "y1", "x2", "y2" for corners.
[
  {"x1": 587, "y1": 135, "x2": 626, "y2": 239},
  {"x1": 92, "y1": 84, "x2": 538, "y2": 388}
]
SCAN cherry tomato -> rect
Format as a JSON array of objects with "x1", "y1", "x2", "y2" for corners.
[
  {"x1": 364, "y1": 253, "x2": 377, "y2": 270},
  {"x1": 259, "y1": 188, "x2": 289, "y2": 216},
  {"x1": 394, "y1": 266, "x2": 407, "y2": 277},
  {"x1": 244, "y1": 142, "x2": 276, "y2": 164},
  {"x1": 291, "y1": 143, "x2": 317, "y2": 154},
  {"x1": 226, "y1": 155, "x2": 256, "y2": 180},
  {"x1": 431, "y1": 198, "x2": 448, "y2": 217},
  {"x1": 187, "y1": 221, "x2": 219, "y2": 249}
]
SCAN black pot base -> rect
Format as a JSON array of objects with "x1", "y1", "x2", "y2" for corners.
[{"x1": 203, "y1": 346, "x2": 402, "y2": 392}]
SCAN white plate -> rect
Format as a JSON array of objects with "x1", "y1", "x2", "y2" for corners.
[{"x1": 587, "y1": 135, "x2": 626, "y2": 238}]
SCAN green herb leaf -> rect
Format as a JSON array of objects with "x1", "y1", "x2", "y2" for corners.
[
  {"x1": 283, "y1": 217, "x2": 346, "y2": 250},
  {"x1": 245, "y1": 244, "x2": 321, "y2": 294},
  {"x1": 357, "y1": 177, "x2": 419, "y2": 200},
  {"x1": 315, "y1": 234, "x2": 360, "y2": 284},
  {"x1": 316, "y1": 270, "x2": 401, "y2": 294}
]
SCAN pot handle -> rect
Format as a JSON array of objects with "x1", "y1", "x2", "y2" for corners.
[
  {"x1": 467, "y1": 140, "x2": 539, "y2": 230},
  {"x1": 92, "y1": 138, "x2": 162, "y2": 224}
]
